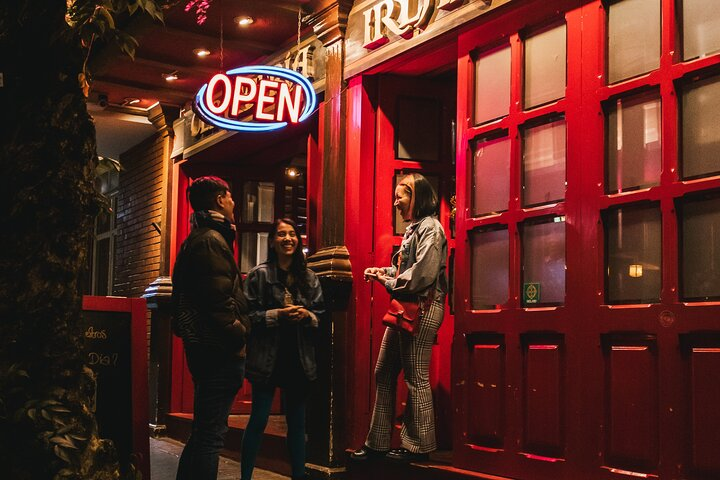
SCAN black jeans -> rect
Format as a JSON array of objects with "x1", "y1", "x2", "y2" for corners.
[
  {"x1": 240, "y1": 383, "x2": 309, "y2": 480},
  {"x1": 176, "y1": 346, "x2": 246, "y2": 480}
]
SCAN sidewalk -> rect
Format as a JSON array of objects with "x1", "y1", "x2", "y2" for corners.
[{"x1": 150, "y1": 436, "x2": 289, "y2": 480}]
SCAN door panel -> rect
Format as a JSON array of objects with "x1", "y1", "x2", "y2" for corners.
[
  {"x1": 371, "y1": 74, "x2": 456, "y2": 448},
  {"x1": 454, "y1": 0, "x2": 720, "y2": 479}
]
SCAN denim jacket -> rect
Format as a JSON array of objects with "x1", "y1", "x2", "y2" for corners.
[
  {"x1": 383, "y1": 215, "x2": 448, "y2": 301},
  {"x1": 243, "y1": 262, "x2": 325, "y2": 383}
]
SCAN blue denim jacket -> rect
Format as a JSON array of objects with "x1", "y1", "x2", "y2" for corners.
[
  {"x1": 383, "y1": 215, "x2": 448, "y2": 301},
  {"x1": 243, "y1": 262, "x2": 325, "y2": 383}
]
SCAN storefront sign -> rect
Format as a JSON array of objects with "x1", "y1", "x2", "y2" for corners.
[
  {"x1": 362, "y1": 0, "x2": 465, "y2": 49},
  {"x1": 193, "y1": 65, "x2": 317, "y2": 132}
]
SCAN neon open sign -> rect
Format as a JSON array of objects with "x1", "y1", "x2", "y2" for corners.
[{"x1": 194, "y1": 65, "x2": 317, "y2": 132}]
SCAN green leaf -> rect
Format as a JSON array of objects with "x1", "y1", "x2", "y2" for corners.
[{"x1": 96, "y1": 7, "x2": 116, "y2": 31}]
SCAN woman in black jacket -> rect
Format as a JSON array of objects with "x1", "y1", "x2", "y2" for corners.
[{"x1": 241, "y1": 218, "x2": 324, "y2": 480}]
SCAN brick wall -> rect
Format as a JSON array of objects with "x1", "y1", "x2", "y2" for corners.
[{"x1": 114, "y1": 132, "x2": 171, "y2": 298}]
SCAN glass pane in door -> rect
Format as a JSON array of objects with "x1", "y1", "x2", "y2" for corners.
[
  {"x1": 524, "y1": 24, "x2": 567, "y2": 109},
  {"x1": 606, "y1": 204, "x2": 662, "y2": 303},
  {"x1": 522, "y1": 217, "x2": 566, "y2": 306},
  {"x1": 473, "y1": 136, "x2": 510, "y2": 216},
  {"x1": 681, "y1": 195, "x2": 720, "y2": 300},
  {"x1": 607, "y1": 93, "x2": 662, "y2": 192},
  {"x1": 682, "y1": 75, "x2": 720, "y2": 179},
  {"x1": 608, "y1": 0, "x2": 660, "y2": 83},
  {"x1": 474, "y1": 45, "x2": 511, "y2": 125},
  {"x1": 470, "y1": 227, "x2": 509, "y2": 309},
  {"x1": 522, "y1": 118, "x2": 566, "y2": 206},
  {"x1": 682, "y1": 0, "x2": 720, "y2": 61}
]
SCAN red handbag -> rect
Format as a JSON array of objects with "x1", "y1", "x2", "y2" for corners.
[{"x1": 382, "y1": 298, "x2": 421, "y2": 335}]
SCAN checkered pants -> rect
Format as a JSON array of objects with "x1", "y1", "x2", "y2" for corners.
[{"x1": 365, "y1": 299, "x2": 444, "y2": 453}]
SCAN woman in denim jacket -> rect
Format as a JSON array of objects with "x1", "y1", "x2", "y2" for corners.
[
  {"x1": 241, "y1": 218, "x2": 324, "y2": 480},
  {"x1": 352, "y1": 173, "x2": 448, "y2": 463}
]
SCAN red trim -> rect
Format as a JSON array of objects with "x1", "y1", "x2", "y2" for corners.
[{"x1": 81, "y1": 296, "x2": 150, "y2": 479}]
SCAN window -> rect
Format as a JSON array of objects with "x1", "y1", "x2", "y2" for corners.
[
  {"x1": 607, "y1": 0, "x2": 660, "y2": 84},
  {"x1": 471, "y1": 227, "x2": 509, "y2": 309},
  {"x1": 474, "y1": 44, "x2": 511, "y2": 125},
  {"x1": 472, "y1": 136, "x2": 510, "y2": 216},
  {"x1": 521, "y1": 217, "x2": 566, "y2": 306},
  {"x1": 606, "y1": 204, "x2": 662, "y2": 304},
  {"x1": 680, "y1": 194, "x2": 720, "y2": 301},
  {"x1": 682, "y1": 0, "x2": 720, "y2": 61},
  {"x1": 243, "y1": 181, "x2": 275, "y2": 223},
  {"x1": 522, "y1": 118, "x2": 566, "y2": 207},
  {"x1": 681, "y1": 75, "x2": 720, "y2": 180},
  {"x1": 606, "y1": 92, "x2": 662, "y2": 192},
  {"x1": 92, "y1": 170, "x2": 119, "y2": 296},
  {"x1": 524, "y1": 24, "x2": 567, "y2": 109}
]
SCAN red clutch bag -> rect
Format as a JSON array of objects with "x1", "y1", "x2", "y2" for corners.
[{"x1": 382, "y1": 298, "x2": 421, "y2": 335}]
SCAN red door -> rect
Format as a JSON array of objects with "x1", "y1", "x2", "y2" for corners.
[
  {"x1": 453, "y1": 0, "x2": 720, "y2": 479},
  {"x1": 370, "y1": 74, "x2": 456, "y2": 448}
]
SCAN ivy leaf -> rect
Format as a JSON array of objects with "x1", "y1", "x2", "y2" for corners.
[
  {"x1": 50, "y1": 435, "x2": 78, "y2": 449},
  {"x1": 96, "y1": 6, "x2": 116, "y2": 31},
  {"x1": 54, "y1": 444, "x2": 72, "y2": 463}
]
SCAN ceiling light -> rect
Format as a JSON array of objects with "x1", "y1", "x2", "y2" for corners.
[
  {"x1": 163, "y1": 71, "x2": 179, "y2": 82},
  {"x1": 193, "y1": 48, "x2": 211, "y2": 57},
  {"x1": 235, "y1": 15, "x2": 254, "y2": 26}
]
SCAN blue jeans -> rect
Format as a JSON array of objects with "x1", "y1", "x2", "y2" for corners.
[
  {"x1": 240, "y1": 383, "x2": 308, "y2": 480},
  {"x1": 176, "y1": 346, "x2": 246, "y2": 480}
]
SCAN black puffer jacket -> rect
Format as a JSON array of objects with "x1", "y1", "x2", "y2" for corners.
[{"x1": 172, "y1": 214, "x2": 250, "y2": 357}]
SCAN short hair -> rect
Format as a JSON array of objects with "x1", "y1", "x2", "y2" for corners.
[
  {"x1": 402, "y1": 173, "x2": 438, "y2": 219},
  {"x1": 187, "y1": 176, "x2": 229, "y2": 212}
]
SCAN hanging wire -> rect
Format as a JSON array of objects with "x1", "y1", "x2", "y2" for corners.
[
  {"x1": 219, "y1": 0, "x2": 224, "y2": 71},
  {"x1": 296, "y1": 6, "x2": 302, "y2": 72}
]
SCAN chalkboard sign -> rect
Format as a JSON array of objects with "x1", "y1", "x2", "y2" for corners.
[{"x1": 82, "y1": 296, "x2": 150, "y2": 479}]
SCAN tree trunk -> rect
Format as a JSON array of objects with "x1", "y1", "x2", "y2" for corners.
[{"x1": 0, "y1": 0, "x2": 122, "y2": 478}]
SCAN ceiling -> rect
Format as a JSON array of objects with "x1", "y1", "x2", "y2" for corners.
[{"x1": 88, "y1": 0, "x2": 329, "y2": 160}]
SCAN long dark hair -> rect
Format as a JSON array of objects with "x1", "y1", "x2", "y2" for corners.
[{"x1": 267, "y1": 218, "x2": 308, "y2": 293}]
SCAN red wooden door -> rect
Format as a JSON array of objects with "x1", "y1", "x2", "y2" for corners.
[
  {"x1": 453, "y1": 0, "x2": 720, "y2": 479},
  {"x1": 371, "y1": 74, "x2": 456, "y2": 448}
]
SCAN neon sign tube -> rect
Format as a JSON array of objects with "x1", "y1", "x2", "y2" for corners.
[{"x1": 193, "y1": 65, "x2": 317, "y2": 132}]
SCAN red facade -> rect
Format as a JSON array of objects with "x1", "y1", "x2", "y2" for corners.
[{"x1": 165, "y1": 0, "x2": 720, "y2": 478}]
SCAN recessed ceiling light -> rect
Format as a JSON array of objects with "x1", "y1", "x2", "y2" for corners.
[
  {"x1": 163, "y1": 72, "x2": 179, "y2": 81},
  {"x1": 235, "y1": 15, "x2": 254, "y2": 26},
  {"x1": 193, "y1": 48, "x2": 211, "y2": 57}
]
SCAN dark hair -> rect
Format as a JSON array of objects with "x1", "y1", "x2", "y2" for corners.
[
  {"x1": 267, "y1": 218, "x2": 309, "y2": 293},
  {"x1": 403, "y1": 172, "x2": 438, "y2": 219},
  {"x1": 187, "y1": 176, "x2": 230, "y2": 212}
]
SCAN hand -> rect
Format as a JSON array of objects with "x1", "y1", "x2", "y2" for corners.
[
  {"x1": 278, "y1": 305, "x2": 301, "y2": 322},
  {"x1": 364, "y1": 267, "x2": 383, "y2": 282},
  {"x1": 373, "y1": 272, "x2": 388, "y2": 285}
]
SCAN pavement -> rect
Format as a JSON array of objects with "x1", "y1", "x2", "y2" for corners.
[{"x1": 150, "y1": 436, "x2": 290, "y2": 480}]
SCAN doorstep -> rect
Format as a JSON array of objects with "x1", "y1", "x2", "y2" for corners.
[{"x1": 343, "y1": 449, "x2": 513, "y2": 480}]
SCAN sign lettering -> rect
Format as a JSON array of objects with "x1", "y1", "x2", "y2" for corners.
[
  {"x1": 194, "y1": 66, "x2": 317, "y2": 132},
  {"x1": 362, "y1": 0, "x2": 464, "y2": 49}
]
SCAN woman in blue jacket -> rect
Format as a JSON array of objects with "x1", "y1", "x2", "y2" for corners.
[{"x1": 241, "y1": 218, "x2": 324, "y2": 480}]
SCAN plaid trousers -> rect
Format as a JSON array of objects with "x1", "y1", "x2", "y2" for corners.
[{"x1": 365, "y1": 299, "x2": 444, "y2": 453}]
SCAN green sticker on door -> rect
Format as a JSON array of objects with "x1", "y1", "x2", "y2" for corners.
[{"x1": 523, "y1": 283, "x2": 541, "y2": 305}]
